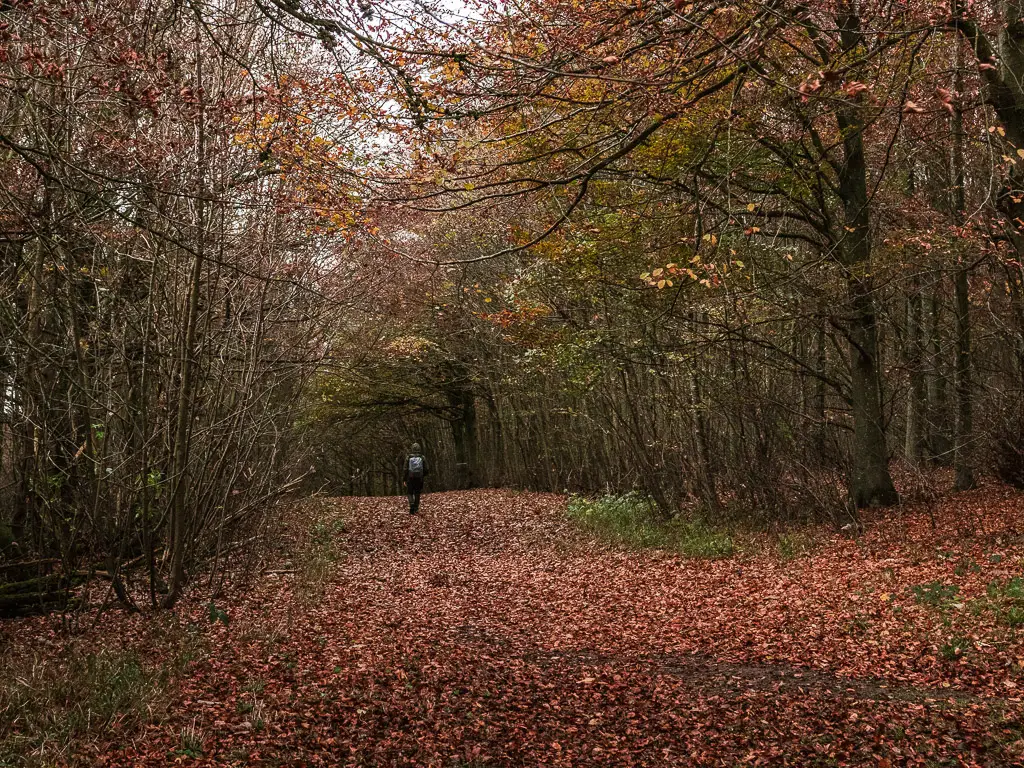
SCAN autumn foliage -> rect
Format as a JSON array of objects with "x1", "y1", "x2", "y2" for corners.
[{"x1": 4, "y1": 0, "x2": 1024, "y2": 764}]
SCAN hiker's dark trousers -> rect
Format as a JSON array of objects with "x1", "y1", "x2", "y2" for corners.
[{"x1": 406, "y1": 478, "x2": 424, "y2": 513}]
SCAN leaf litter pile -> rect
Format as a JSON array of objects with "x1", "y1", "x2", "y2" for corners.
[{"x1": 8, "y1": 486, "x2": 1024, "y2": 766}]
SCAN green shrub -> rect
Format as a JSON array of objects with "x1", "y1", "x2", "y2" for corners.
[{"x1": 567, "y1": 493, "x2": 735, "y2": 559}]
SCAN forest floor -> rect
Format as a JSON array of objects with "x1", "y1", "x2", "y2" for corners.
[{"x1": 5, "y1": 484, "x2": 1024, "y2": 766}]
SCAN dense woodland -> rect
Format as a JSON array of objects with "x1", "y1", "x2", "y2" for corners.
[{"x1": 2, "y1": 0, "x2": 1024, "y2": 612}]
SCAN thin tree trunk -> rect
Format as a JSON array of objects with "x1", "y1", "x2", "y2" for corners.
[
  {"x1": 926, "y1": 286, "x2": 951, "y2": 463},
  {"x1": 951, "y1": 45, "x2": 976, "y2": 490},
  {"x1": 905, "y1": 283, "x2": 927, "y2": 464},
  {"x1": 164, "y1": 30, "x2": 206, "y2": 608}
]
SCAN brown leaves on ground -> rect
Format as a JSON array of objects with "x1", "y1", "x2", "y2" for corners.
[{"x1": 7, "y1": 485, "x2": 1024, "y2": 766}]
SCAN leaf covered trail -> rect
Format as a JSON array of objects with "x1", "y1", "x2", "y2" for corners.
[{"x1": 74, "y1": 489, "x2": 1024, "y2": 763}]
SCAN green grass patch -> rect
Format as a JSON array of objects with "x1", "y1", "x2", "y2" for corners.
[
  {"x1": 0, "y1": 649, "x2": 169, "y2": 766},
  {"x1": 939, "y1": 635, "x2": 970, "y2": 662},
  {"x1": 566, "y1": 493, "x2": 735, "y2": 559},
  {"x1": 296, "y1": 515, "x2": 346, "y2": 600},
  {"x1": 0, "y1": 615, "x2": 205, "y2": 767},
  {"x1": 910, "y1": 580, "x2": 960, "y2": 609},
  {"x1": 984, "y1": 576, "x2": 1024, "y2": 627},
  {"x1": 776, "y1": 531, "x2": 814, "y2": 563}
]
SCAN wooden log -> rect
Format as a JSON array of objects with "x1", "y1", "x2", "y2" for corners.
[
  {"x1": 0, "y1": 558, "x2": 59, "y2": 572},
  {"x1": 0, "y1": 573, "x2": 67, "y2": 595}
]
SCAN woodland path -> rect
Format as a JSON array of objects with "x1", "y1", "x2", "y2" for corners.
[{"x1": 108, "y1": 488, "x2": 1024, "y2": 766}]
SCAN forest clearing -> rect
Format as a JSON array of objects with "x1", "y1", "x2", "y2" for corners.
[{"x1": 5, "y1": 483, "x2": 1024, "y2": 766}]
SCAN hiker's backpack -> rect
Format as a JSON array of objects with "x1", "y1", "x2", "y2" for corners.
[{"x1": 408, "y1": 454, "x2": 425, "y2": 479}]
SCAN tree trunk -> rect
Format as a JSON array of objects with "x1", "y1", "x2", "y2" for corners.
[
  {"x1": 689, "y1": 366, "x2": 718, "y2": 514},
  {"x1": 905, "y1": 284, "x2": 927, "y2": 464},
  {"x1": 950, "y1": 45, "x2": 976, "y2": 490},
  {"x1": 446, "y1": 386, "x2": 478, "y2": 489},
  {"x1": 835, "y1": 9, "x2": 898, "y2": 508},
  {"x1": 925, "y1": 286, "x2": 951, "y2": 463},
  {"x1": 813, "y1": 322, "x2": 828, "y2": 458}
]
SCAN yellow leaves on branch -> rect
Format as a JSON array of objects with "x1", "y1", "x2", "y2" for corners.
[
  {"x1": 640, "y1": 265, "x2": 674, "y2": 289},
  {"x1": 641, "y1": 251, "x2": 748, "y2": 290}
]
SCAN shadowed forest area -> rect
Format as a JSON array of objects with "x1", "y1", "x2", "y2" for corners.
[{"x1": 3, "y1": 0, "x2": 1024, "y2": 765}]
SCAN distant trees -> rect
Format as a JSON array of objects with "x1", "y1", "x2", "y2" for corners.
[{"x1": 295, "y1": 0, "x2": 1023, "y2": 516}]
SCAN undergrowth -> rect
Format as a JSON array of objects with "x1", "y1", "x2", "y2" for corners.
[
  {"x1": 0, "y1": 620, "x2": 205, "y2": 767},
  {"x1": 984, "y1": 576, "x2": 1024, "y2": 628},
  {"x1": 1, "y1": 651, "x2": 164, "y2": 766},
  {"x1": 295, "y1": 509, "x2": 346, "y2": 599},
  {"x1": 567, "y1": 492, "x2": 735, "y2": 559},
  {"x1": 776, "y1": 531, "x2": 815, "y2": 563}
]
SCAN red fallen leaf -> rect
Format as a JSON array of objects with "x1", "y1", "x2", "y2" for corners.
[
  {"x1": 797, "y1": 78, "x2": 821, "y2": 101},
  {"x1": 844, "y1": 81, "x2": 869, "y2": 98}
]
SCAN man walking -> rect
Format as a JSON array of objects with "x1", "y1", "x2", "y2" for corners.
[{"x1": 403, "y1": 443, "x2": 429, "y2": 514}]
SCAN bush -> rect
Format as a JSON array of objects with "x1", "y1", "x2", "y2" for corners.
[{"x1": 567, "y1": 493, "x2": 735, "y2": 559}]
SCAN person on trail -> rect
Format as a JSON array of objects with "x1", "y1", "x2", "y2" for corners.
[{"x1": 403, "y1": 443, "x2": 429, "y2": 514}]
